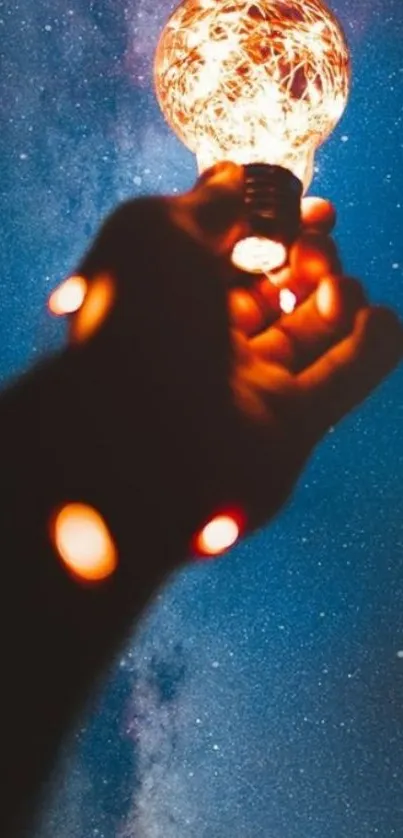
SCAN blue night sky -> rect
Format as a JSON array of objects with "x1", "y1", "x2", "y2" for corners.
[{"x1": 1, "y1": 0, "x2": 403, "y2": 836}]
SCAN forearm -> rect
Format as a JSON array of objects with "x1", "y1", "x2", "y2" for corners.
[
  {"x1": 0, "y1": 313, "x2": 292, "y2": 835},
  {"x1": 0, "y1": 343, "x2": 191, "y2": 835}
]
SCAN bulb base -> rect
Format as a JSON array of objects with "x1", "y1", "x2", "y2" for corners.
[{"x1": 243, "y1": 163, "x2": 303, "y2": 248}]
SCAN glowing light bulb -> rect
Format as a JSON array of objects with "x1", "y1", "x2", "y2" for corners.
[{"x1": 154, "y1": 0, "x2": 350, "y2": 272}]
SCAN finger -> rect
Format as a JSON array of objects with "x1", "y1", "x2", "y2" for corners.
[
  {"x1": 172, "y1": 161, "x2": 247, "y2": 255},
  {"x1": 251, "y1": 276, "x2": 367, "y2": 371},
  {"x1": 228, "y1": 232, "x2": 343, "y2": 339},
  {"x1": 289, "y1": 232, "x2": 342, "y2": 291},
  {"x1": 266, "y1": 200, "x2": 337, "y2": 290},
  {"x1": 298, "y1": 306, "x2": 403, "y2": 435},
  {"x1": 228, "y1": 276, "x2": 282, "y2": 336},
  {"x1": 240, "y1": 231, "x2": 342, "y2": 332},
  {"x1": 268, "y1": 230, "x2": 341, "y2": 302},
  {"x1": 301, "y1": 197, "x2": 337, "y2": 233}
]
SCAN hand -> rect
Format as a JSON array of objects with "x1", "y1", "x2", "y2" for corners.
[{"x1": 67, "y1": 162, "x2": 403, "y2": 554}]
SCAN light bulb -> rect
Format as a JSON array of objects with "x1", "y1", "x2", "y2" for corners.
[{"x1": 154, "y1": 0, "x2": 350, "y2": 273}]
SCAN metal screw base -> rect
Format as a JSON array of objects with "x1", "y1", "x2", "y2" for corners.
[{"x1": 243, "y1": 163, "x2": 302, "y2": 247}]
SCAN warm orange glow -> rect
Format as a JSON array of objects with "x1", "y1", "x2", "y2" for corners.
[
  {"x1": 195, "y1": 513, "x2": 241, "y2": 557},
  {"x1": 279, "y1": 288, "x2": 297, "y2": 314},
  {"x1": 48, "y1": 275, "x2": 87, "y2": 316},
  {"x1": 71, "y1": 274, "x2": 115, "y2": 342},
  {"x1": 155, "y1": 0, "x2": 350, "y2": 187},
  {"x1": 51, "y1": 503, "x2": 118, "y2": 582}
]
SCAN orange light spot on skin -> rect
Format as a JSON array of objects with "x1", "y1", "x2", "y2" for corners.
[
  {"x1": 301, "y1": 197, "x2": 336, "y2": 233},
  {"x1": 71, "y1": 274, "x2": 115, "y2": 342},
  {"x1": 51, "y1": 503, "x2": 118, "y2": 582},
  {"x1": 194, "y1": 512, "x2": 242, "y2": 557},
  {"x1": 48, "y1": 275, "x2": 87, "y2": 316},
  {"x1": 315, "y1": 277, "x2": 338, "y2": 321}
]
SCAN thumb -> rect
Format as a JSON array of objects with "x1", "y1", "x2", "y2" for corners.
[{"x1": 172, "y1": 161, "x2": 247, "y2": 255}]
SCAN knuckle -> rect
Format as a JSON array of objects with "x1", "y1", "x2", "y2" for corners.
[
  {"x1": 194, "y1": 192, "x2": 242, "y2": 235},
  {"x1": 264, "y1": 327, "x2": 295, "y2": 366}
]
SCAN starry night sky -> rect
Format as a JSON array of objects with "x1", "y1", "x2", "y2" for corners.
[{"x1": 2, "y1": 0, "x2": 403, "y2": 835}]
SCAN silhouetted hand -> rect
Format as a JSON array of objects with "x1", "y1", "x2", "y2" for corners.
[
  {"x1": 3, "y1": 163, "x2": 400, "y2": 838},
  {"x1": 67, "y1": 161, "x2": 403, "y2": 553}
]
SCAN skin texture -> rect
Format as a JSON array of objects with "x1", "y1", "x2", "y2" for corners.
[{"x1": 1, "y1": 161, "x2": 402, "y2": 835}]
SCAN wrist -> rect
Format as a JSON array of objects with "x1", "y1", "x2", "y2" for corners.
[{"x1": 0, "y1": 342, "x2": 191, "y2": 834}]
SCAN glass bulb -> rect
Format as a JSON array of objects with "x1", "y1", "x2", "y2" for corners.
[
  {"x1": 154, "y1": 0, "x2": 350, "y2": 273},
  {"x1": 231, "y1": 236, "x2": 287, "y2": 273},
  {"x1": 155, "y1": 0, "x2": 350, "y2": 190}
]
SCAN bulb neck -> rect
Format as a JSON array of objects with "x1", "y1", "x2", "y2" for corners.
[{"x1": 243, "y1": 163, "x2": 302, "y2": 247}]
